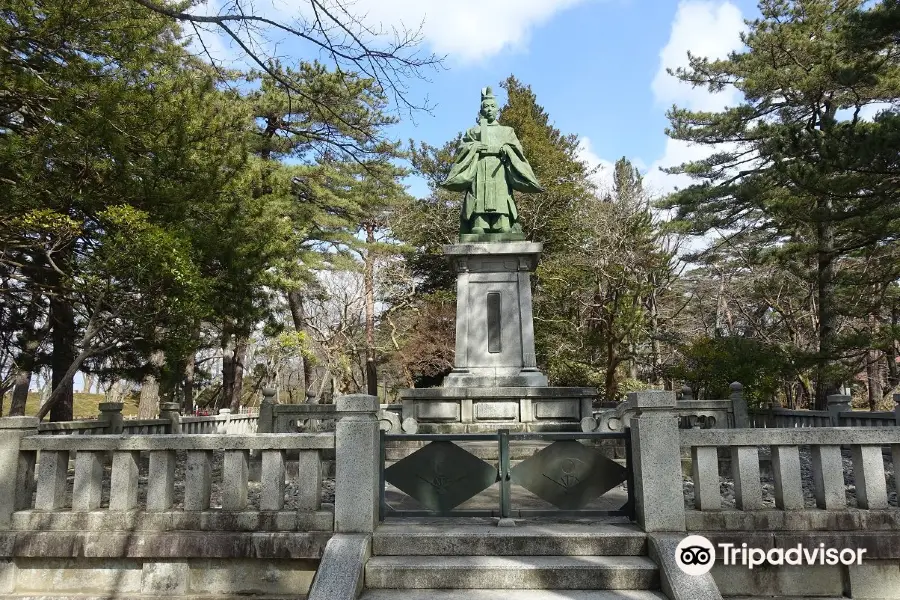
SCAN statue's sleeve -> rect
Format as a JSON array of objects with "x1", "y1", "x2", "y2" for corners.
[
  {"x1": 502, "y1": 134, "x2": 544, "y2": 193},
  {"x1": 441, "y1": 129, "x2": 480, "y2": 191}
]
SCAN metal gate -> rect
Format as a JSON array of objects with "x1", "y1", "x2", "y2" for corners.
[{"x1": 379, "y1": 429, "x2": 634, "y2": 519}]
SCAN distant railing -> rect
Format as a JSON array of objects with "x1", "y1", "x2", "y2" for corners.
[{"x1": 748, "y1": 394, "x2": 900, "y2": 428}]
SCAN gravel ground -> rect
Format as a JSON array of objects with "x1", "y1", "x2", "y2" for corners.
[{"x1": 683, "y1": 446, "x2": 899, "y2": 509}]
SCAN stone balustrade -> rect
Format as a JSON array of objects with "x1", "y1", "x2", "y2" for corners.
[
  {"x1": 681, "y1": 427, "x2": 900, "y2": 530},
  {"x1": 0, "y1": 419, "x2": 336, "y2": 533}
]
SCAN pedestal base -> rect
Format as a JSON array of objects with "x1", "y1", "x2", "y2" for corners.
[
  {"x1": 445, "y1": 241, "x2": 547, "y2": 387},
  {"x1": 395, "y1": 386, "x2": 596, "y2": 434},
  {"x1": 443, "y1": 368, "x2": 548, "y2": 388}
]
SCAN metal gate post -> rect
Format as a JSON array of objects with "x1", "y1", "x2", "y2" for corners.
[{"x1": 498, "y1": 429, "x2": 511, "y2": 518}]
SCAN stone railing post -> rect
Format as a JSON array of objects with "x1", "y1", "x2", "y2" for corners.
[
  {"x1": 827, "y1": 394, "x2": 851, "y2": 427},
  {"x1": 98, "y1": 402, "x2": 124, "y2": 434},
  {"x1": 258, "y1": 388, "x2": 276, "y2": 434},
  {"x1": 334, "y1": 394, "x2": 379, "y2": 533},
  {"x1": 159, "y1": 401, "x2": 181, "y2": 434},
  {"x1": 893, "y1": 393, "x2": 900, "y2": 426},
  {"x1": 630, "y1": 390, "x2": 686, "y2": 532},
  {"x1": 730, "y1": 382, "x2": 749, "y2": 429},
  {"x1": 0, "y1": 417, "x2": 38, "y2": 526},
  {"x1": 217, "y1": 408, "x2": 231, "y2": 434}
]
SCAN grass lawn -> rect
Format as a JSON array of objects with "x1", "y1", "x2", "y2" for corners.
[{"x1": 1, "y1": 392, "x2": 140, "y2": 419}]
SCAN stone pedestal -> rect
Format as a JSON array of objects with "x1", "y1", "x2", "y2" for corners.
[{"x1": 443, "y1": 241, "x2": 547, "y2": 388}]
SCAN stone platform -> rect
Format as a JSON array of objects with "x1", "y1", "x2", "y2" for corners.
[{"x1": 393, "y1": 386, "x2": 596, "y2": 433}]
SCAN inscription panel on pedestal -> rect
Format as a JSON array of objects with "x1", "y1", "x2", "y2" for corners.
[
  {"x1": 534, "y1": 400, "x2": 579, "y2": 420},
  {"x1": 474, "y1": 401, "x2": 519, "y2": 420}
]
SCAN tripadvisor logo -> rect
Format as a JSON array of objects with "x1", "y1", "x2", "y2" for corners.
[
  {"x1": 675, "y1": 535, "x2": 868, "y2": 576},
  {"x1": 675, "y1": 535, "x2": 716, "y2": 575}
]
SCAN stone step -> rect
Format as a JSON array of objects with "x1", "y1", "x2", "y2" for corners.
[
  {"x1": 364, "y1": 555, "x2": 659, "y2": 590},
  {"x1": 373, "y1": 523, "x2": 647, "y2": 556},
  {"x1": 360, "y1": 590, "x2": 668, "y2": 600}
]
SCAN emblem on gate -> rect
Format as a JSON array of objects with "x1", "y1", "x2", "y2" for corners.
[{"x1": 510, "y1": 440, "x2": 627, "y2": 510}]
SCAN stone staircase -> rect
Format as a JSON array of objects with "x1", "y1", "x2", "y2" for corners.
[{"x1": 359, "y1": 521, "x2": 667, "y2": 599}]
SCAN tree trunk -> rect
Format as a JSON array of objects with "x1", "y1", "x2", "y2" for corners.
[
  {"x1": 10, "y1": 292, "x2": 46, "y2": 416},
  {"x1": 364, "y1": 223, "x2": 377, "y2": 397},
  {"x1": 648, "y1": 286, "x2": 661, "y2": 385},
  {"x1": 229, "y1": 335, "x2": 248, "y2": 411},
  {"x1": 287, "y1": 288, "x2": 310, "y2": 397},
  {"x1": 221, "y1": 328, "x2": 234, "y2": 411},
  {"x1": 886, "y1": 301, "x2": 899, "y2": 396},
  {"x1": 138, "y1": 347, "x2": 166, "y2": 418},
  {"x1": 48, "y1": 292, "x2": 75, "y2": 422},
  {"x1": 182, "y1": 352, "x2": 195, "y2": 414},
  {"x1": 814, "y1": 198, "x2": 840, "y2": 410},
  {"x1": 82, "y1": 373, "x2": 95, "y2": 394}
]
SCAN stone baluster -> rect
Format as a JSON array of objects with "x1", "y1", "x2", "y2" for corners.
[
  {"x1": 811, "y1": 445, "x2": 847, "y2": 509},
  {"x1": 258, "y1": 388, "x2": 276, "y2": 433},
  {"x1": 98, "y1": 402, "x2": 124, "y2": 434},
  {"x1": 35, "y1": 450, "x2": 69, "y2": 510},
  {"x1": 771, "y1": 445, "x2": 803, "y2": 510},
  {"x1": 72, "y1": 451, "x2": 104, "y2": 510},
  {"x1": 335, "y1": 394, "x2": 379, "y2": 533},
  {"x1": 691, "y1": 445, "x2": 720, "y2": 511},
  {"x1": 110, "y1": 451, "x2": 140, "y2": 510},
  {"x1": 730, "y1": 382, "x2": 749, "y2": 429},
  {"x1": 223, "y1": 450, "x2": 249, "y2": 510},
  {"x1": 679, "y1": 385, "x2": 693, "y2": 401},
  {"x1": 184, "y1": 451, "x2": 212, "y2": 510},
  {"x1": 0, "y1": 417, "x2": 39, "y2": 525},
  {"x1": 827, "y1": 394, "x2": 851, "y2": 427},
  {"x1": 851, "y1": 444, "x2": 888, "y2": 509},
  {"x1": 731, "y1": 446, "x2": 762, "y2": 510},
  {"x1": 159, "y1": 402, "x2": 181, "y2": 434},
  {"x1": 217, "y1": 408, "x2": 231, "y2": 434},
  {"x1": 630, "y1": 390, "x2": 686, "y2": 531},
  {"x1": 147, "y1": 450, "x2": 176, "y2": 510},
  {"x1": 260, "y1": 450, "x2": 286, "y2": 511},
  {"x1": 296, "y1": 450, "x2": 322, "y2": 511}
]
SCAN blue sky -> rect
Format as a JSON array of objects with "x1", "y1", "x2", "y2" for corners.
[{"x1": 197, "y1": 0, "x2": 762, "y2": 196}]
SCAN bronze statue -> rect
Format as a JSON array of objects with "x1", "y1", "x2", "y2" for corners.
[{"x1": 442, "y1": 87, "x2": 543, "y2": 239}]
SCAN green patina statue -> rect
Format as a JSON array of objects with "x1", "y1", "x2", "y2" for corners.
[{"x1": 442, "y1": 87, "x2": 544, "y2": 241}]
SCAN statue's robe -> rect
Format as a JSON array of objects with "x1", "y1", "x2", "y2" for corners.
[{"x1": 442, "y1": 121, "x2": 542, "y2": 224}]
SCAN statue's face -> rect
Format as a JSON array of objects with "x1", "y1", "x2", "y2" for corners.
[{"x1": 481, "y1": 99, "x2": 499, "y2": 122}]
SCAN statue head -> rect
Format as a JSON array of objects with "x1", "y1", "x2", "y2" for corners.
[{"x1": 479, "y1": 87, "x2": 499, "y2": 123}]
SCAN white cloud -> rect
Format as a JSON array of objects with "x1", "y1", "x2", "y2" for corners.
[
  {"x1": 264, "y1": 0, "x2": 590, "y2": 62},
  {"x1": 651, "y1": 1, "x2": 745, "y2": 111},
  {"x1": 643, "y1": 1, "x2": 745, "y2": 195},
  {"x1": 577, "y1": 137, "x2": 615, "y2": 191}
]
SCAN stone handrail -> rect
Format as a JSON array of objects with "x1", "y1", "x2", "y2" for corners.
[{"x1": 37, "y1": 420, "x2": 110, "y2": 435}]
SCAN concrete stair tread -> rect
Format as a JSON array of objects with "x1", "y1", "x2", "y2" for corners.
[
  {"x1": 368, "y1": 555, "x2": 656, "y2": 569},
  {"x1": 360, "y1": 591, "x2": 668, "y2": 599},
  {"x1": 373, "y1": 523, "x2": 647, "y2": 556},
  {"x1": 365, "y1": 555, "x2": 659, "y2": 590},
  {"x1": 375, "y1": 522, "x2": 643, "y2": 534}
]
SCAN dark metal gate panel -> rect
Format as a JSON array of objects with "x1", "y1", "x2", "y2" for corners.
[
  {"x1": 380, "y1": 430, "x2": 635, "y2": 520},
  {"x1": 384, "y1": 441, "x2": 498, "y2": 512},
  {"x1": 509, "y1": 440, "x2": 628, "y2": 510}
]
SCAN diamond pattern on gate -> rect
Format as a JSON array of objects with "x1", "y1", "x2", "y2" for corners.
[
  {"x1": 510, "y1": 440, "x2": 627, "y2": 510},
  {"x1": 385, "y1": 441, "x2": 498, "y2": 513}
]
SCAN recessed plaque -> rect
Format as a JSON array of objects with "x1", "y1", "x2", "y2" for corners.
[{"x1": 487, "y1": 292, "x2": 501, "y2": 353}]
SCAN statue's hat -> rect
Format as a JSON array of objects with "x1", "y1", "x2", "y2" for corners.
[{"x1": 481, "y1": 86, "x2": 495, "y2": 102}]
